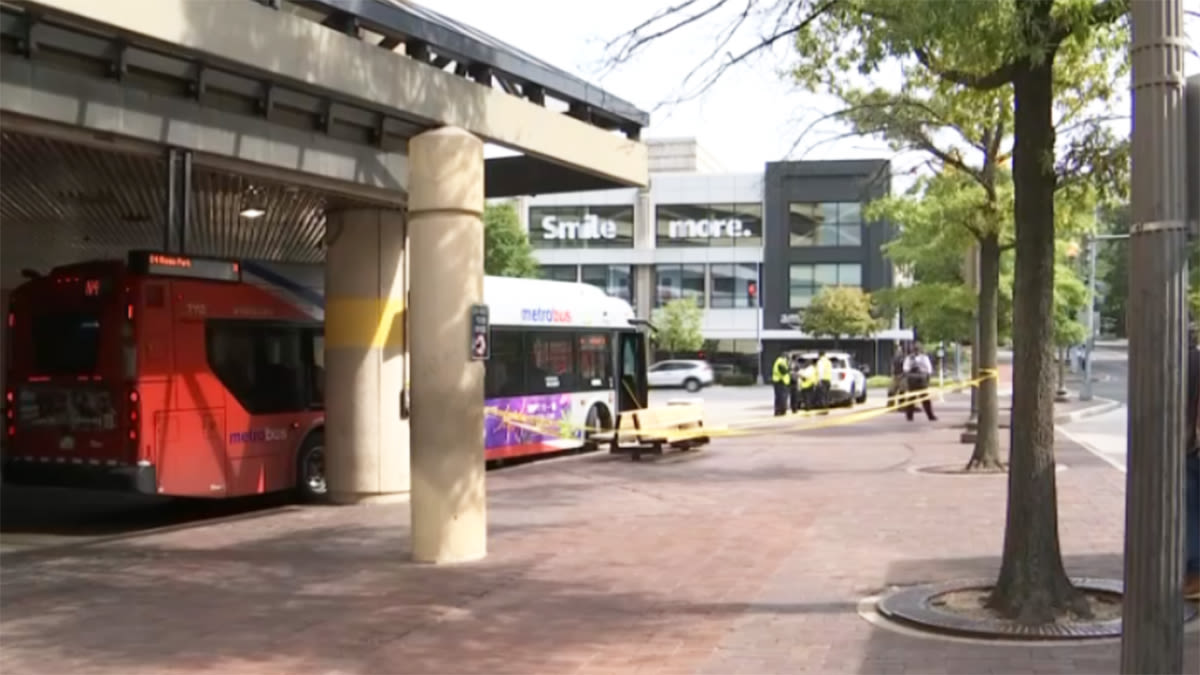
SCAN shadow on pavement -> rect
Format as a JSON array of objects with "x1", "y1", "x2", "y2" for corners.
[{"x1": 0, "y1": 485, "x2": 293, "y2": 538}]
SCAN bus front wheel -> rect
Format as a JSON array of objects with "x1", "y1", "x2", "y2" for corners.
[
  {"x1": 582, "y1": 404, "x2": 612, "y2": 453},
  {"x1": 296, "y1": 431, "x2": 328, "y2": 503}
]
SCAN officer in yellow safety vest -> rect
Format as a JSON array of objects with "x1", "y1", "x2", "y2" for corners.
[
  {"x1": 815, "y1": 350, "x2": 834, "y2": 412},
  {"x1": 771, "y1": 353, "x2": 791, "y2": 416},
  {"x1": 798, "y1": 359, "x2": 818, "y2": 411}
]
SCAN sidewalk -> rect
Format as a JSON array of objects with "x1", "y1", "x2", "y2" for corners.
[{"x1": 1, "y1": 415, "x2": 1196, "y2": 674}]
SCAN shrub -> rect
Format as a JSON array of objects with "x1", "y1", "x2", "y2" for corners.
[
  {"x1": 717, "y1": 373, "x2": 757, "y2": 386},
  {"x1": 866, "y1": 375, "x2": 894, "y2": 389}
]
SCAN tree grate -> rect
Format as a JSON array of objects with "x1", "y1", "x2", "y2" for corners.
[{"x1": 875, "y1": 577, "x2": 1198, "y2": 640}]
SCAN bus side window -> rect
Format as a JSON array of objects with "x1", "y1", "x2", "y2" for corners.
[
  {"x1": 577, "y1": 333, "x2": 612, "y2": 389},
  {"x1": 484, "y1": 330, "x2": 523, "y2": 399},
  {"x1": 206, "y1": 321, "x2": 306, "y2": 414},
  {"x1": 254, "y1": 328, "x2": 305, "y2": 413},
  {"x1": 526, "y1": 332, "x2": 574, "y2": 394},
  {"x1": 308, "y1": 330, "x2": 324, "y2": 408}
]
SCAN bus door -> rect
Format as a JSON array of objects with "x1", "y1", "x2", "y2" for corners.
[{"x1": 615, "y1": 330, "x2": 648, "y2": 412}]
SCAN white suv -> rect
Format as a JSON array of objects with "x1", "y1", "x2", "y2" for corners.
[
  {"x1": 647, "y1": 360, "x2": 715, "y2": 392},
  {"x1": 790, "y1": 351, "x2": 868, "y2": 406}
]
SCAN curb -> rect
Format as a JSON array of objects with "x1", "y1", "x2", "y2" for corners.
[
  {"x1": 1053, "y1": 397, "x2": 1122, "y2": 424},
  {"x1": 959, "y1": 397, "x2": 1121, "y2": 443}
]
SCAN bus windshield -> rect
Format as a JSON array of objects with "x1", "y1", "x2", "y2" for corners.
[{"x1": 31, "y1": 310, "x2": 103, "y2": 375}]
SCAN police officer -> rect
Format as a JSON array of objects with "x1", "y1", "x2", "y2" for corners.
[
  {"x1": 771, "y1": 352, "x2": 791, "y2": 416},
  {"x1": 789, "y1": 354, "x2": 805, "y2": 413},
  {"x1": 799, "y1": 358, "x2": 818, "y2": 410},
  {"x1": 903, "y1": 342, "x2": 937, "y2": 422},
  {"x1": 815, "y1": 350, "x2": 834, "y2": 413}
]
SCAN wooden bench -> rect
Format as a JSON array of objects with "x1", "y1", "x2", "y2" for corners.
[{"x1": 592, "y1": 403, "x2": 711, "y2": 461}]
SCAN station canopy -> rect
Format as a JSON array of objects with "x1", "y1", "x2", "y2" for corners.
[{"x1": 0, "y1": 0, "x2": 649, "y2": 286}]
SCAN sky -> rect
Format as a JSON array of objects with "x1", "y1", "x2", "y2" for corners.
[{"x1": 434, "y1": 0, "x2": 1200, "y2": 180}]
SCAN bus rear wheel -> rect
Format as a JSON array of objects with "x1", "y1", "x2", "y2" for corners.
[{"x1": 296, "y1": 431, "x2": 328, "y2": 503}]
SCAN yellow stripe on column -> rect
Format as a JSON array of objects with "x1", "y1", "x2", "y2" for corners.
[{"x1": 325, "y1": 297, "x2": 405, "y2": 349}]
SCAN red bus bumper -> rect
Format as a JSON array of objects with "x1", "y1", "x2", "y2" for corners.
[{"x1": 2, "y1": 457, "x2": 157, "y2": 495}]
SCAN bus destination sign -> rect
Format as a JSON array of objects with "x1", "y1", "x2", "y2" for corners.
[{"x1": 127, "y1": 251, "x2": 242, "y2": 283}]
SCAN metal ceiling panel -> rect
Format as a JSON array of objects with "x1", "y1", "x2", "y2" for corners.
[{"x1": 0, "y1": 131, "x2": 344, "y2": 287}]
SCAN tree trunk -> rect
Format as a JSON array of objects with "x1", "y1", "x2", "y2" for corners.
[
  {"x1": 965, "y1": 233, "x2": 1003, "y2": 471},
  {"x1": 986, "y1": 48, "x2": 1087, "y2": 624}
]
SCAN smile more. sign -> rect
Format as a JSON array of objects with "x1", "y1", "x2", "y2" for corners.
[
  {"x1": 540, "y1": 214, "x2": 618, "y2": 240},
  {"x1": 666, "y1": 218, "x2": 754, "y2": 239}
]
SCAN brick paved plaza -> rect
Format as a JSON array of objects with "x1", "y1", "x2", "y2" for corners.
[{"x1": 2, "y1": 396, "x2": 1197, "y2": 674}]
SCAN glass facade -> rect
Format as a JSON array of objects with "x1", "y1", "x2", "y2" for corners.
[
  {"x1": 788, "y1": 263, "x2": 862, "y2": 309},
  {"x1": 788, "y1": 202, "x2": 862, "y2": 247},
  {"x1": 581, "y1": 264, "x2": 633, "y2": 304},
  {"x1": 528, "y1": 205, "x2": 635, "y2": 249},
  {"x1": 537, "y1": 265, "x2": 634, "y2": 304},
  {"x1": 653, "y1": 264, "x2": 706, "y2": 307},
  {"x1": 709, "y1": 263, "x2": 760, "y2": 308},
  {"x1": 539, "y1": 265, "x2": 578, "y2": 282},
  {"x1": 655, "y1": 203, "x2": 763, "y2": 247}
]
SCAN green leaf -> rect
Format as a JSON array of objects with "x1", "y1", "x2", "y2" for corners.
[
  {"x1": 799, "y1": 286, "x2": 881, "y2": 338},
  {"x1": 484, "y1": 201, "x2": 540, "y2": 278},
  {"x1": 651, "y1": 299, "x2": 705, "y2": 355}
]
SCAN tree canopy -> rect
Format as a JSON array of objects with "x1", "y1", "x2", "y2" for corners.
[
  {"x1": 799, "y1": 286, "x2": 879, "y2": 339},
  {"x1": 652, "y1": 299, "x2": 705, "y2": 356},
  {"x1": 483, "y1": 201, "x2": 539, "y2": 278}
]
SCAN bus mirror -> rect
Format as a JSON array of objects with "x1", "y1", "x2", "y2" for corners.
[{"x1": 629, "y1": 318, "x2": 657, "y2": 334}]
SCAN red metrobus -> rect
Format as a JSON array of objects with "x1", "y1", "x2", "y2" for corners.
[{"x1": 3, "y1": 251, "x2": 327, "y2": 500}]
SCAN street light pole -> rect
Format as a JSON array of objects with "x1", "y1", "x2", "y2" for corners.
[
  {"x1": 1081, "y1": 237, "x2": 1098, "y2": 400},
  {"x1": 1123, "y1": 0, "x2": 1188, "y2": 671},
  {"x1": 1080, "y1": 233, "x2": 1128, "y2": 402}
]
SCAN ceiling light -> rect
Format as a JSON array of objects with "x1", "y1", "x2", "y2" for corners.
[{"x1": 240, "y1": 207, "x2": 266, "y2": 219}]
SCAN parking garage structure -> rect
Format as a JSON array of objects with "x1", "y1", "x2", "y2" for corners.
[{"x1": 0, "y1": 0, "x2": 649, "y2": 563}]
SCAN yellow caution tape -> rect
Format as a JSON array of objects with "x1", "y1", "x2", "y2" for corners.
[{"x1": 484, "y1": 369, "x2": 1002, "y2": 442}]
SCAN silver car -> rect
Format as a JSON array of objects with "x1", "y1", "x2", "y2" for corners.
[{"x1": 647, "y1": 360, "x2": 715, "y2": 392}]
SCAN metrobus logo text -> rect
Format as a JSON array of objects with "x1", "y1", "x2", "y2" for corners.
[
  {"x1": 521, "y1": 308, "x2": 572, "y2": 323},
  {"x1": 229, "y1": 428, "x2": 289, "y2": 444}
]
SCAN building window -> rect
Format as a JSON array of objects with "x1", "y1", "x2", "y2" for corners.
[
  {"x1": 656, "y1": 203, "x2": 763, "y2": 248},
  {"x1": 788, "y1": 263, "x2": 862, "y2": 309},
  {"x1": 654, "y1": 264, "x2": 706, "y2": 307},
  {"x1": 581, "y1": 265, "x2": 633, "y2": 304},
  {"x1": 528, "y1": 205, "x2": 635, "y2": 249},
  {"x1": 540, "y1": 265, "x2": 578, "y2": 282},
  {"x1": 709, "y1": 263, "x2": 760, "y2": 308},
  {"x1": 788, "y1": 202, "x2": 863, "y2": 247}
]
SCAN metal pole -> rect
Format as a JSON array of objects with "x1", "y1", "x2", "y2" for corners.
[
  {"x1": 1123, "y1": 0, "x2": 1187, "y2": 671},
  {"x1": 1081, "y1": 236, "x2": 1098, "y2": 401},
  {"x1": 966, "y1": 243, "x2": 980, "y2": 424}
]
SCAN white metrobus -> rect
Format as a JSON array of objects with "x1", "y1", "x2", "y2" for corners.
[
  {"x1": 480, "y1": 276, "x2": 649, "y2": 459},
  {"x1": 241, "y1": 263, "x2": 650, "y2": 463}
]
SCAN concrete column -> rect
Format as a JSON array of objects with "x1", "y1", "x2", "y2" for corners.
[
  {"x1": 635, "y1": 265, "x2": 654, "y2": 321},
  {"x1": 408, "y1": 126, "x2": 487, "y2": 564},
  {"x1": 324, "y1": 208, "x2": 410, "y2": 504},
  {"x1": 633, "y1": 187, "x2": 656, "y2": 319}
]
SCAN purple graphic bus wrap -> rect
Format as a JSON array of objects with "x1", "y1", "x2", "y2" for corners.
[{"x1": 484, "y1": 393, "x2": 583, "y2": 459}]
